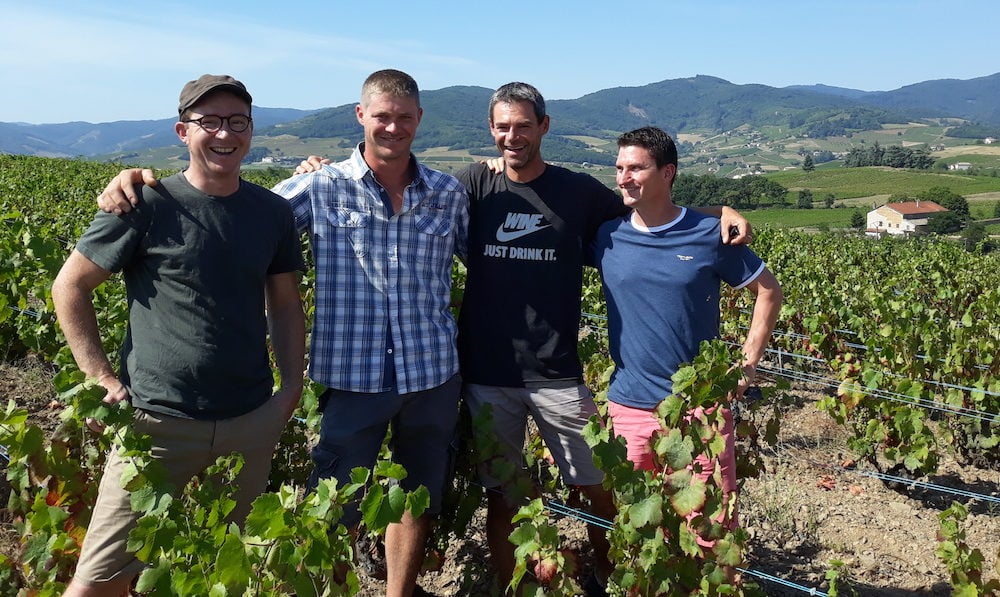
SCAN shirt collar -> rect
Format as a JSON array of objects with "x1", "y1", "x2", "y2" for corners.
[{"x1": 351, "y1": 143, "x2": 426, "y2": 190}]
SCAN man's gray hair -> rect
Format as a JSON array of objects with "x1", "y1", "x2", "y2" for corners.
[{"x1": 489, "y1": 82, "x2": 545, "y2": 123}]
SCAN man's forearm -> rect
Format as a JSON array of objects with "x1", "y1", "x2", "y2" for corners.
[
  {"x1": 741, "y1": 270, "x2": 783, "y2": 368},
  {"x1": 269, "y1": 307, "x2": 305, "y2": 393},
  {"x1": 265, "y1": 275, "x2": 306, "y2": 393},
  {"x1": 52, "y1": 283, "x2": 115, "y2": 381},
  {"x1": 267, "y1": 300, "x2": 305, "y2": 422}
]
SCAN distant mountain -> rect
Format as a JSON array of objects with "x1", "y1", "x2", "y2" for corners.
[
  {"x1": 544, "y1": 75, "x2": 896, "y2": 136},
  {"x1": 0, "y1": 118, "x2": 174, "y2": 158},
  {"x1": 4, "y1": 73, "x2": 1000, "y2": 161},
  {"x1": 0, "y1": 107, "x2": 320, "y2": 158},
  {"x1": 269, "y1": 75, "x2": 879, "y2": 141},
  {"x1": 263, "y1": 76, "x2": 906, "y2": 165},
  {"x1": 783, "y1": 84, "x2": 872, "y2": 100},
  {"x1": 266, "y1": 72, "x2": 1000, "y2": 148},
  {"x1": 785, "y1": 72, "x2": 1000, "y2": 125},
  {"x1": 863, "y1": 72, "x2": 1000, "y2": 125},
  {"x1": 268, "y1": 85, "x2": 494, "y2": 151}
]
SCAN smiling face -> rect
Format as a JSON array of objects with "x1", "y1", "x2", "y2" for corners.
[
  {"x1": 489, "y1": 100, "x2": 549, "y2": 182},
  {"x1": 176, "y1": 90, "x2": 251, "y2": 194},
  {"x1": 356, "y1": 92, "x2": 422, "y2": 166},
  {"x1": 615, "y1": 144, "x2": 676, "y2": 211}
]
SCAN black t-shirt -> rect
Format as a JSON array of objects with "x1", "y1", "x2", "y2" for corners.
[
  {"x1": 455, "y1": 163, "x2": 626, "y2": 386},
  {"x1": 75, "y1": 172, "x2": 304, "y2": 420}
]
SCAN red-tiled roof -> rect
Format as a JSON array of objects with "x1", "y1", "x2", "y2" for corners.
[{"x1": 883, "y1": 201, "x2": 949, "y2": 215}]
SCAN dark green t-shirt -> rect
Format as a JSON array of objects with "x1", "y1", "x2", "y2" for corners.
[{"x1": 75, "y1": 172, "x2": 304, "y2": 420}]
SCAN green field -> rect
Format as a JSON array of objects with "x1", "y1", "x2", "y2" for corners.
[
  {"x1": 768, "y1": 167, "x2": 1000, "y2": 200},
  {"x1": 744, "y1": 207, "x2": 856, "y2": 229},
  {"x1": 854, "y1": 123, "x2": 951, "y2": 144}
]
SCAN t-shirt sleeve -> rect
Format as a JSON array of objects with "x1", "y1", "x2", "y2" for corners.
[
  {"x1": 453, "y1": 164, "x2": 478, "y2": 258},
  {"x1": 454, "y1": 163, "x2": 484, "y2": 205},
  {"x1": 267, "y1": 204, "x2": 306, "y2": 276},
  {"x1": 585, "y1": 181, "x2": 628, "y2": 245},
  {"x1": 586, "y1": 217, "x2": 616, "y2": 269},
  {"x1": 454, "y1": 163, "x2": 476, "y2": 192},
  {"x1": 74, "y1": 192, "x2": 152, "y2": 273},
  {"x1": 718, "y1": 244, "x2": 766, "y2": 290}
]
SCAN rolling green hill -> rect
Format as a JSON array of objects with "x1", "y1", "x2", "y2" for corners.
[
  {"x1": 12, "y1": 73, "x2": 1000, "y2": 177},
  {"x1": 266, "y1": 86, "x2": 494, "y2": 151},
  {"x1": 256, "y1": 76, "x2": 928, "y2": 169}
]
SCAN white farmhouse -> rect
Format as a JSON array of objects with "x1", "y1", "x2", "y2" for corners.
[{"x1": 866, "y1": 200, "x2": 949, "y2": 237}]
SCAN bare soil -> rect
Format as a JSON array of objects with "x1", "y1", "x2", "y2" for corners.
[{"x1": 2, "y1": 362, "x2": 997, "y2": 596}]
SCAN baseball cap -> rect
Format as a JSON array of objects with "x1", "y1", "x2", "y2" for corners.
[{"x1": 178, "y1": 74, "x2": 253, "y2": 115}]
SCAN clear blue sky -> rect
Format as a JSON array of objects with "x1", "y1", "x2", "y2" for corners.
[{"x1": 3, "y1": 0, "x2": 999, "y2": 124}]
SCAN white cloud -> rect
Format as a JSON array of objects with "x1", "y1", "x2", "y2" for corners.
[{"x1": 0, "y1": 2, "x2": 481, "y2": 122}]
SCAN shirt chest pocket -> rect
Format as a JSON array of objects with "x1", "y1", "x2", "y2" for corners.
[
  {"x1": 325, "y1": 207, "x2": 370, "y2": 257},
  {"x1": 413, "y1": 208, "x2": 453, "y2": 238},
  {"x1": 411, "y1": 206, "x2": 456, "y2": 268}
]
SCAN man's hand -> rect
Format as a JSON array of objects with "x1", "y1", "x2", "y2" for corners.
[
  {"x1": 735, "y1": 363, "x2": 756, "y2": 399},
  {"x1": 294, "y1": 155, "x2": 332, "y2": 175},
  {"x1": 273, "y1": 384, "x2": 304, "y2": 421},
  {"x1": 482, "y1": 157, "x2": 505, "y2": 174},
  {"x1": 720, "y1": 206, "x2": 752, "y2": 245},
  {"x1": 724, "y1": 362, "x2": 758, "y2": 407},
  {"x1": 98, "y1": 169, "x2": 158, "y2": 214},
  {"x1": 86, "y1": 373, "x2": 129, "y2": 432}
]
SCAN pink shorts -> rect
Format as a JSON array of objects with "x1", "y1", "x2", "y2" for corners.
[{"x1": 607, "y1": 401, "x2": 738, "y2": 535}]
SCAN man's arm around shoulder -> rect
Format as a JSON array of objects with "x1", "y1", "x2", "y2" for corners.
[
  {"x1": 98, "y1": 169, "x2": 159, "y2": 214},
  {"x1": 691, "y1": 206, "x2": 752, "y2": 245}
]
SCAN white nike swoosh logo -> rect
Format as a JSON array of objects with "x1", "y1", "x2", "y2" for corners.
[{"x1": 495, "y1": 223, "x2": 552, "y2": 242}]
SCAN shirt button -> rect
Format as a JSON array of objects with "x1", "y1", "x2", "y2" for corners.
[{"x1": 387, "y1": 348, "x2": 393, "y2": 354}]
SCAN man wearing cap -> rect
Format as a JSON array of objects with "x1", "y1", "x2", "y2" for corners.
[
  {"x1": 91, "y1": 68, "x2": 465, "y2": 597},
  {"x1": 53, "y1": 74, "x2": 305, "y2": 596}
]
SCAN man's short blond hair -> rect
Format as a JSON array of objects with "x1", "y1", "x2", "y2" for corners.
[{"x1": 361, "y1": 69, "x2": 420, "y2": 107}]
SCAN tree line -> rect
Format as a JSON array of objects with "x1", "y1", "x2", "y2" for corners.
[
  {"x1": 842, "y1": 141, "x2": 934, "y2": 169},
  {"x1": 673, "y1": 173, "x2": 787, "y2": 208}
]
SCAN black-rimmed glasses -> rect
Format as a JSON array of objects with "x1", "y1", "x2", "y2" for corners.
[{"x1": 182, "y1": 114, "x2": 252, "y2": 133}]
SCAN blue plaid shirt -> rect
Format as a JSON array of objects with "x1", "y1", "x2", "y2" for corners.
[{"x1": 273, "y1": 144, "x2": 469, "y2": 393}]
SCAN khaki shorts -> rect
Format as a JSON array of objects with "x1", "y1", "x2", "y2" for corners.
[
  {"x1": 464, "y1": 383, "x2": 605, "y2": 489},
  {"x1": 73, "y1": 398, "x2": 286, "y2": 584}
]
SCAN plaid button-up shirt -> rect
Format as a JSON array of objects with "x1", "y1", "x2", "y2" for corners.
[{"x1": 273, "y1": 145, "x2": 469, "y2": 394}]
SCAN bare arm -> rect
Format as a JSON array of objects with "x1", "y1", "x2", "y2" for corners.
[
  {"x1": 265, "y1": 271, "x2": 306, "y2": 420},
  {"x1": 51, "y1": 250, "x2": 128, "y2": 404},
  {"x1": 736, "y1": 267, "x2": 782, "y2": 396},
  {"x1": 97, "y1": 169, "x2": 159, "y2": 214}
]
